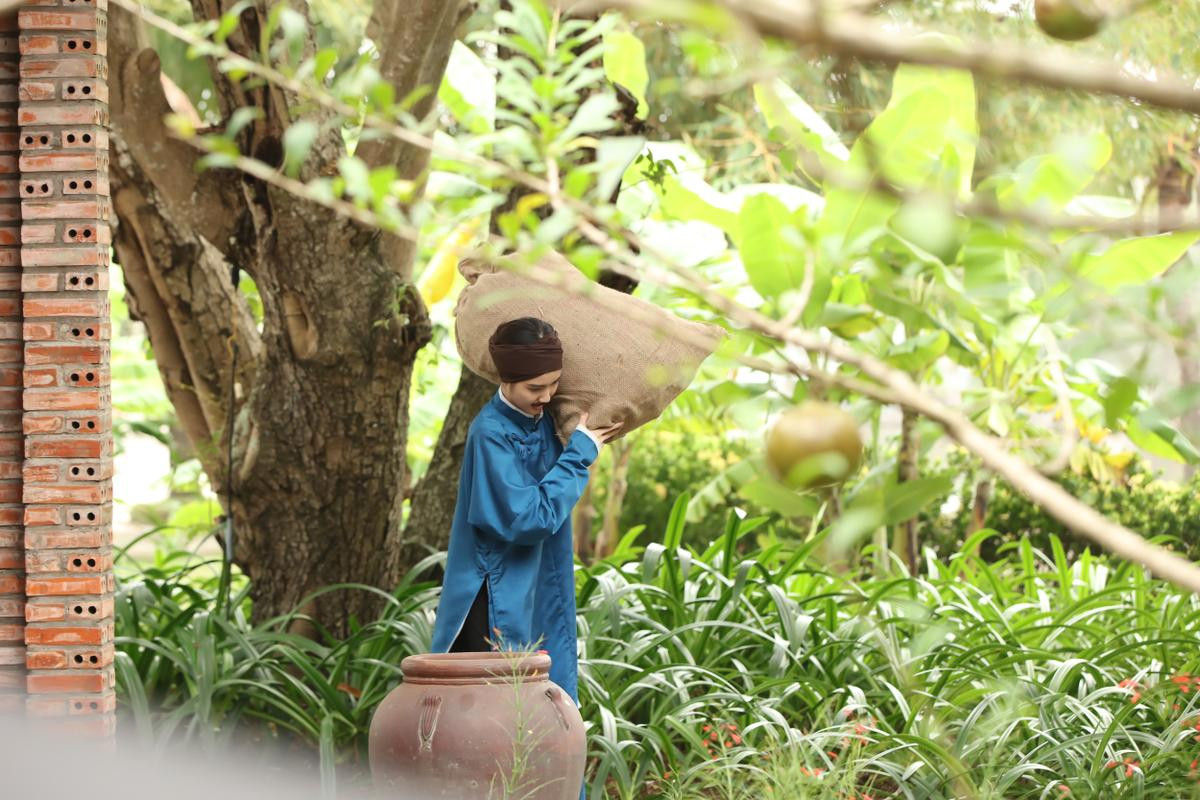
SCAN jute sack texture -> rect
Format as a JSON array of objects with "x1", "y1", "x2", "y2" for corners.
[{"x1": 454, "y1": 251, "x2": 724, "y2": 441}]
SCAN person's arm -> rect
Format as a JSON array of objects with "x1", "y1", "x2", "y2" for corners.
[{"x1": 466, "y1": 428, "x2": 599, "y2": 546}]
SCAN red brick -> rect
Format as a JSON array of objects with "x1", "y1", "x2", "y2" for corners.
[
  {"x1": 23, "y1": 365, "x2": 57, "y2": 386},
  {"x1": 21, "y1": 245, "x2": 107, "y2": 267},
  {"x1": 25, "y1": 625, "x2": 107, "y2": 646},
  {"x1": 0, "y1": 573, "x2": 21, "y2": 594},
  {"x1": 0, "y1": 224, "x2": 17, "y2": 245},
  {"x1": 61, "y1": 81, "x2": 107, "y2": 104},
  {"x1": 0, "y1": 365, "x2": 16, "y2": 385},
  {"x1": 20, "y1": 56, "x2": 102, "y2": 78},
  {"x1": 0, "y1": 529, "x2": 18, "y2": 548},
  {"x1": 0, "y1": 547, "x2": 20, "y2": 569},
  {"x1": 26, "y1": 528, "x2": 110, "y2": 550},
  {"x1": 24, "y1": 506, "x2": 60, "y2": 526},
  {"x1": 20, "y1": 271, "x2": 57, "y2": 291},
  {"x1": 22, "y1": 198, "x2": 107, "y2": 220},
  {"x1": 26, "y1": 344, "x2": 102, "y2": 365},
  {"x1": 0, "y1": 461, "x2": 18, "y2": 480},
  {"x1": 24, "y1": 389, "x2": 103, "y2": 411},
  {"x1": 20, "y1": 152, "x2": 101, "y2": 172},
  {"x1": 17, "y1": 79, "x2": 53, "y2": 101},
  {"x1": 0, "y1": 621, "x2": 20, "y2": 642},
  {"x1": 22, "y1": 414, "x2": 60, "y2": 434},
  {"x1": 0, "y1": 342, "x2": 19, "y2": 362},
  {"x1": 26, "y1": 672, "x2": 104, "y2": 693},
  {"x1": 18, "y1": 10, "x2": 100, "y2": 31},
  {"x1": 0, "y1": 180, "x2": 17, "y2": 198},
  {"x1": 26, "y1": 649, "x2": 65, "y2": 669},
  {"x1": 0, "y1": 508, "x2": 20, "y2": 526},
  {"x1": 18, "y1": 103, "x2": 105, "y2": 126},
  {"x1": 24, "y1": 484, "x2": 103, "y2": 503},
  {"x1": 0, "y1": 273, "x2": 15, "y2": 292},
  {"x1": 23, "y1": 297, "x2": 104, "y2": 317},
  {"x1": 26, "y1": 439, "x2": 102, "y2": 458},
  {"x1": 60, "y1": 129, "x2": 107, "y2": 149},
  {"x1": 0, "y1": 598, "x2": 23, "y2": 617},
  {"x1": 66, "y1": 224, "x2": 110, "y2": 245},
  {"x1": 22, "y1": 321, "x2": 55, "y2": 339},
  {"x1": 0, "y1": 645, "x2": 25, "y2": 668},
  {"x1": 21, "y1": 222, "x2": 54, "y2": 243},
  {"x1": 0, "y1": 297, "x2": 16, "y2": 316},
  {"x1": 0, "y1": 387, "x2": 19, "y2": 409},
  {"x1": 25, "y1": 576, "x2": 102, "y2": 596}
]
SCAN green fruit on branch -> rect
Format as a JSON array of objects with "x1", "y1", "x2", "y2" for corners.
[
  {"x1": 1034, "y1": 0, "x2": 1106, "y2": 41},
  {"x1": 766, "y1": 402, "x2": 864, "y2": 490}
]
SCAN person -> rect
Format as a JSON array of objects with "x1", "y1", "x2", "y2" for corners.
[{"x1": 430, "y1": 317, "x2": 622, "y2": 710}]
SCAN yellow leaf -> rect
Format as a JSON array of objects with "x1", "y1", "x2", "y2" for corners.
[{"x1": 419, "y1": 219, "x2": 479, "y2": 306}]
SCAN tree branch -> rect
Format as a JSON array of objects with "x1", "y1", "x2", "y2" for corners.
[
  {"x1": 356, "y1": 0, "x2": 466, "y2": 173},
  {"x1": 109, "y1": 6, "x2": 246, "y2": 255},
  {"x1": 594, "y1": 0, "x2": 1200, "y2": 117}
]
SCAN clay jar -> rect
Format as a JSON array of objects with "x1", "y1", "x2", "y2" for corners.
[{"x1": 369, "y1": 651, "x2": 586, "y2": 800}]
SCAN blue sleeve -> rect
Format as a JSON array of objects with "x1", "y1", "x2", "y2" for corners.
[{"x1": 466, "y1": 428, "x2": 599, "y2": 546}]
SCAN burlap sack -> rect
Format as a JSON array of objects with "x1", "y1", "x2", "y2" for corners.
[{"x1": 454, "y1": 251, "x2": 724, "y2": 442}]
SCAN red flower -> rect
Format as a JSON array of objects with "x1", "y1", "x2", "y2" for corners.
[
  {"x1": 1117, "y1": 679, "x2": 1142, "y2": 704},
  {"x1": 1106, "y1": 757, "x2": 1139, "y2": 778}
]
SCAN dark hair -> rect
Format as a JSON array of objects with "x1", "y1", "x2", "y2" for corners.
[{"x1": 492, "y1": 317, "x2": 557, "y2": 346}]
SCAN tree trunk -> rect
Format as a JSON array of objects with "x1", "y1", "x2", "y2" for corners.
[
  {"x1": 1157, "y1": 152, "x2": 1199, "y2": 478},
  {"x1": 572, "y1": 465, "x2": 597, "y2": 563},
  {"x1": 401, "y1": 367, "x2": 494, "y2": 573},
  {"x1": 109, "y1": 1, "x2": 461, "y2": 633},
  {"x1": 593, "y1": 438, "x2": 633, "y2": 561},
  {"x1": 893, "y1": 407, "x2": 920, "y2": 574}
]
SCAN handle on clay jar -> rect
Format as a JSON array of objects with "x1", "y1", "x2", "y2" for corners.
[
  {"x1": 418, "y1": 694, "x2": 443, "y2": 753},
  {"x1": 545, "y1": 686, "x2": 571, "y2": 731}
]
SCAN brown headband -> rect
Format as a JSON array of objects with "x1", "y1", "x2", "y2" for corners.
[{"x1": 488, "y1": 332, "x2": 564, "y2": 383}]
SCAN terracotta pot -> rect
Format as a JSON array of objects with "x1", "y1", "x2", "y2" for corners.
[{"x1": 369, "y1": 651, "x2": 585, "y2": 800}]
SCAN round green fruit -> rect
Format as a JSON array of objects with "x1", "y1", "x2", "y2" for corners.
[
  {"x1": 1034, "y1": 0, "x2": 1105, "y2": 41},
  {"x1": 766, "y1": 402, "x2": 864, "y2": 490}
]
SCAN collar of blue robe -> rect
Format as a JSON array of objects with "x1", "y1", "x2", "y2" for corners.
[{"x1": 491, "y1": 390, "x2": 541, "y2": 433}]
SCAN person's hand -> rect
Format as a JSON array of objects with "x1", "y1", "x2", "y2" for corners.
[{"x1": 578, "y1": 413, "x2": 624, "y2": 444}]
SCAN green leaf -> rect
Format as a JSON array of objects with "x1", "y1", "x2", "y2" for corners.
[
  {"x1": 603, "y1": 31, "x2": 649, "y2": 118},
  {"x1": 753, "y1": 79, "x2": 848, "y2": 162},
  {"x1": 282, "y1": 120, "x2": 319, "y2": 177},
  {"x1": 886, "y1": 330, "x2": 949, "y2": 372},
  {"x1": 1102, "y1": 377, "x2": 1139, "y2": 428},
  {"x1": 998, "y1": 131, "x2": 1112, "y2": 212},
  {"x1": 883, "y1": 474, "x2": 953, "y2": 524},
  {"x1": 1077, "y1": 231, "x2": 1200, "y2": 291},
  {"x1": 739, "y1": 478, "x2": 820, "y2": 519},
  {"x1": 338, "y1": 156, "x2": 371, "y2": 201},
  {"x1": 736, "y1": 194, "x2": 809, "y2": 299},
  {"x1": 656, "y1": 174, "x2": 738, "y2": 234},
  {"x1": 439, "y1": 41, "x2": 495, "y2": 134},
  {"x1": 818, "y1": 60, "x2": 976, "y2": 256},
  {"x1": 560, "y1": 92, "x2": 620, "y2": 142},
  {"x1": 226, "y1": 106, "x2": 263, "y2": 139}
]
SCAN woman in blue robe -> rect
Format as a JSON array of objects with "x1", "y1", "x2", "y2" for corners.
[{"x1": 430, "y1": 317, "x2": 621, "y2": 709}]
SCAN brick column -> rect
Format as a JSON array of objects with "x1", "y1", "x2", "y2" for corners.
[
  {"x1": 18, "y1": 0, "x2": 113, "y2": 733},
  {"x1": 0, "y1": 11, "x2": 23, "y2": 715}
]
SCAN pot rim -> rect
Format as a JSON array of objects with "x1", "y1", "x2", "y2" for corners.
[{"x1": 401, "y1": 651, "x2": 552, "y2": 685}]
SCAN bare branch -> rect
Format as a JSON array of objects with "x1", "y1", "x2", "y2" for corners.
[{"x1": 592, "y1": 0, "x2": 1200, "y2": 117}]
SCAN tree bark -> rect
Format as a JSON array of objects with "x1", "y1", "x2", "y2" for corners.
[
  {"x1": 1157, "y1": 152, "x2": 1199, "y2": 478},
  {"x1": 593, "y1": 438, "x2": 633, "y2": 561},
  {"x1": 109, "y1": 1, "x2": 460, "y2": 633},
  {"x1": 401, "y1": 367, "x2": 494, "y2": 573},
  {"x1": 893, "y1": 406, "x2": 920, "y2": 574}
]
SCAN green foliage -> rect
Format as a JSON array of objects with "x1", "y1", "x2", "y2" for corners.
[
  {"x1": 116, "y1": 515, "x2": 1200, "y2": 798},
  {"x1": 922, "y1": 451, "x2": 1200, "y2": 562}
]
